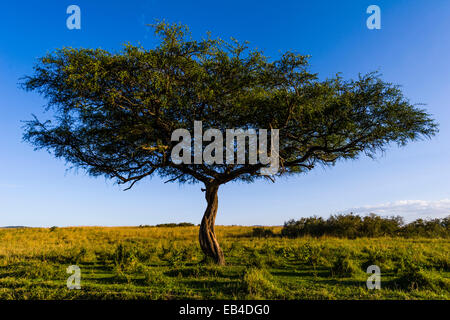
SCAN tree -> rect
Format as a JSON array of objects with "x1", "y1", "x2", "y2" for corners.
[{"x1": 22, "y1": 22, "x2": 437, "y2": 265}]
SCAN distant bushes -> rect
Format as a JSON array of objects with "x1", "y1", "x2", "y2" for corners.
[
  {"x1": 401, "y1": 218, "x2": 450, "y2": 238},
  {"x1": 155, "y1": 222, "x2": 195, "y2": 227},
  {"x1": 281, "y1": 213, "x2": 450, "y2": 238},
  {"x1": 252, "y1": 227, "x2": 275, "y2": 238},
  {"x1": 138, "y1": 222, "x2": 196, "y2": 228}
]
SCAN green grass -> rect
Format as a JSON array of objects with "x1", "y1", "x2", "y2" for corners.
[{"x1": 0, "y1": 226, "x2": 448, "y2": 299}]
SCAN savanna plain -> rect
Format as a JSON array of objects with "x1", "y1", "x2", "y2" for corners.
[{"x1": 0, "y1": 225, "x2": 448, "y2": 300}]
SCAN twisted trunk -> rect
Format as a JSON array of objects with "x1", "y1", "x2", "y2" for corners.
[{"x1": 199, "y1": 184, "x2": 225, "y2": 265}]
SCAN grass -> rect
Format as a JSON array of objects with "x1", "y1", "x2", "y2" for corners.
[{"x1": 0, "y1": 225, "x2": 448, "y2": 299}]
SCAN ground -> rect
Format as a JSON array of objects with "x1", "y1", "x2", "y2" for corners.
[{"x1": 0, "y1": 226, "x2": 448, "y2": 299}]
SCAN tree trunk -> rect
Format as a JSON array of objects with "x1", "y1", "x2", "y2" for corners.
[{"x1": 199, "y1": 184, "x2": 225, "y2": 265}]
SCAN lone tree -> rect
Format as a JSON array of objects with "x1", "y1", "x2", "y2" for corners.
[{"x1": 22, "y1": 22, "x2": 437, "y2": 265}]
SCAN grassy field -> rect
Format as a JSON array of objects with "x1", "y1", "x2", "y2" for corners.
[{"x1": 0, "y1": 225, "x2": 448, "y2": 300}]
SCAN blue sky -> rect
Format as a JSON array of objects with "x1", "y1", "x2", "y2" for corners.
[{"x1": 0, "y1": 0, "x2": 449, "y2": 227}]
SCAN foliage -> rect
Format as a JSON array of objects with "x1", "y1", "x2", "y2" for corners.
[
  {"x1": 155, "y1": 222, "x2": 195, "y2": 227},
  {"x1": 22, "y1": 21, "x2": 437, "y2": 188},
  {"x1": 330, "y1": 250, "x2": 361, "y2": 277},
  {"x1": 242, "y1": 268, "x2": 284, "y2": 299},
  {"x1": 252, "y1": 227, "x2": 275, "y2": 238}
]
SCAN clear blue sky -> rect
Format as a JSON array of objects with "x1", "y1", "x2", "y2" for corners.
[{"x1": 1, "y1": 0, "x2": 449, "y2": 227}]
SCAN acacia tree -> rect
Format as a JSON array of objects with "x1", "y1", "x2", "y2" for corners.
[{"x1": 22, "y1": 22, "x2": 437, "y2": 265}]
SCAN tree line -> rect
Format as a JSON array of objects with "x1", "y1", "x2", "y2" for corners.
[{"x1": 252, "y1": 213, "x2": 450, "y2": 238}]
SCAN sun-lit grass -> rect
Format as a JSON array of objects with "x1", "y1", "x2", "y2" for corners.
[{"x1": 0, "y1": 226, "x2": 448, "y2": 299}]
